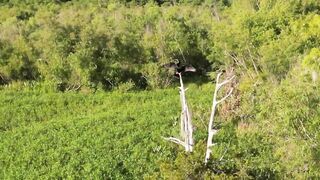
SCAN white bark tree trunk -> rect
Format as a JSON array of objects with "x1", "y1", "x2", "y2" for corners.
[
  {"x1": 164, "y1": 73, "x2": 194, "y2": 152},
  {"x1": 205, "y1": 72, "x2": 235, "y2": 164}
]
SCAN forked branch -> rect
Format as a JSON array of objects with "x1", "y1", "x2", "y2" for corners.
[
  {"x1": 205, "y1": 72, "x2": 235, "y2": 164},
  {"x1": 163, "y1": 137, "x2": 187, "y2": 147}
]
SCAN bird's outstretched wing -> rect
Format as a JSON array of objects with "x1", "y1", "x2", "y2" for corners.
[{"x1": 184, "y1": 66, "x2": 196, "y2": 72}]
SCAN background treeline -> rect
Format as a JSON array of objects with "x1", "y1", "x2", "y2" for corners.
[
  {"x1": 0, "y1": 0, "x2": 220, "y2": 91},
  {"x1": 1, "y1": 0, "x2": 320, "y2": 179},
  {"x1": 1, "y1": 0, "x2": 319, "y2": 91}
]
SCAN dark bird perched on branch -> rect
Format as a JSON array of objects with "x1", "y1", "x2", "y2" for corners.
[{"x1": 162, "y1": 60, "x2": 196, "y2": 78}]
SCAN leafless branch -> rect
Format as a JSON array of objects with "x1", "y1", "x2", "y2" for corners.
[
  {"x1": 163, "y1": 73, "x2": 194, "y2": 152},
  {"x1": 205, "y1": 72, "x2": 235, "y2": 164},
  {"x1": 217, "y1": 88, "x2": 234, "y2": 104},
  {"x1": 163, "y1": 137, "x2": 187, "y2": 147}
]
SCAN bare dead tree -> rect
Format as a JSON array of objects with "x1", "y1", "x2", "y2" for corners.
[
  {"x1": 205, "y1": 72, "x2": 235, "y2": 164},
  {"x1": 164, "y1": 73, "x2": 194, "y2": 152}
]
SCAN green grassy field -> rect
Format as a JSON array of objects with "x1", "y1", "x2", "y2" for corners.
[
  {"x1": 0, "y1": 83, "x2": 214, "y2": 179},
  {"x1": 1, "y1": 80, "x2": 320, "y2": 179}
]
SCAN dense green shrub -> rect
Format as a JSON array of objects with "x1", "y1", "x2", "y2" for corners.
[{"x1": 1, "y1": 2, "x2": 214, "y2": 90}]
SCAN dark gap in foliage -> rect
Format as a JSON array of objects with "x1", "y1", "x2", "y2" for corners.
[{"x1": 16, "y1": 10, "x2": 35, "y2": 21}]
